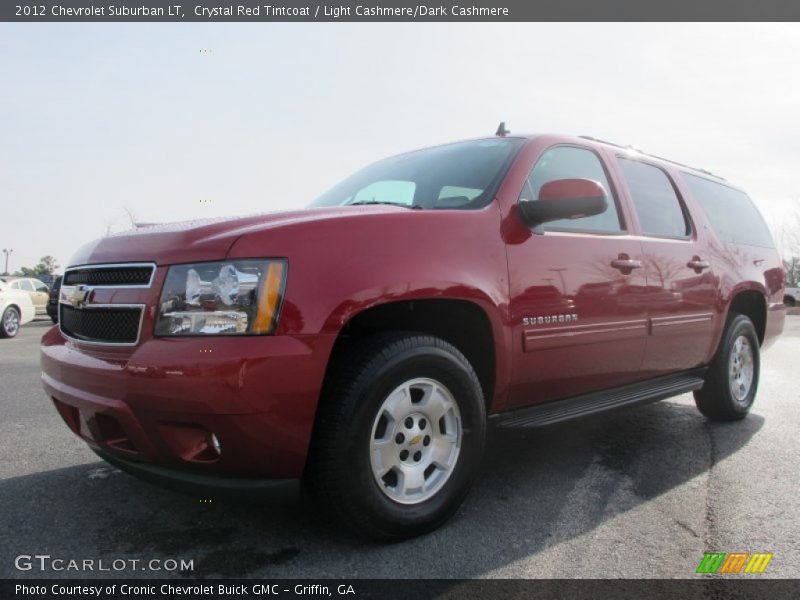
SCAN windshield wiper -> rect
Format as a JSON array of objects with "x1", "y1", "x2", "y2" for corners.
[{"x1": 347, "y1": 201, "x2": 422, "y2": 210}]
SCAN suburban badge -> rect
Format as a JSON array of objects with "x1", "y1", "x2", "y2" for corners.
[{"x1": 523, "y1": 314, "x2": 578, "y2": 326}]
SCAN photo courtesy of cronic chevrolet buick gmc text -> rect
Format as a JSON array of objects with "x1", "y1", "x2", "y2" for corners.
[{"x1": 41, "y1": 130, "x2": 785, "y2": 540}]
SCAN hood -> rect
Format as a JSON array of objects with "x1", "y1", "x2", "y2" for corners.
[{"x1": 67, "y1": 206, "x2": 404, "y2": 267}]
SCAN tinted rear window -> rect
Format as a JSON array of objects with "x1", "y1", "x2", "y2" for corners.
[{"x1": 682, "y1": 174, "x2": 774, "y2": 248}]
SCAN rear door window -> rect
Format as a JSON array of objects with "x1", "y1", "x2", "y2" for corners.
[
  {"x1": 617, "y1": 158, "x2": 690, "y2": 238},
  {"x1": 19, "y1": 280, "x2": 35, "y2": 292}
]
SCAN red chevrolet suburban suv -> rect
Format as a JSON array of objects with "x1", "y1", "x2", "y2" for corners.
[{"x1": 41, "y1": 131, "x2": 785, "y2": 540}]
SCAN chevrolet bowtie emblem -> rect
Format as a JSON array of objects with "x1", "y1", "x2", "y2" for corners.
[{"x1": 68, "y1": 285, "x2": 93, "y2": 308}]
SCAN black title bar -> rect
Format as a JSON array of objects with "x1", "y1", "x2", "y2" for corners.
[
  {"x1": 4, "y1": 0, "x2": 800, "y2": 22},
  {"x1": 4, "y1": 579, "x2": 800, "y2": 600}
]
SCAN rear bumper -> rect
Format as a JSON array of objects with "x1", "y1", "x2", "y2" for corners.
[{"x1": 41, "y1": 327, "x2": 336, "y2": 479}]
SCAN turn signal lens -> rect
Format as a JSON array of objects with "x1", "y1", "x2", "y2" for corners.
[{"x1": 253, "y1": 262, "x2": 286, "y2": 334}]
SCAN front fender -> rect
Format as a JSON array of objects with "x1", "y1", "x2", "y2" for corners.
[{"x1": 226, "y1": 205, "x2": 513, "y2": 407}]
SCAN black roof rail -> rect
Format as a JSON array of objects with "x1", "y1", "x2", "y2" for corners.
[
  {"x1": 646, "y1": 153, "x2": 726, "y2": 181},
  {"x1": 579, "y1": 135, "x2": 725, "y2": 181},
  {"x1": 578, "y1": 135, "x2": 628, "y2": 150}
]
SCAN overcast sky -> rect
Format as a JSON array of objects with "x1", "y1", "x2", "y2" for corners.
[{"x1": 1, "y1": 23, "x2": 799, "y2": 273}]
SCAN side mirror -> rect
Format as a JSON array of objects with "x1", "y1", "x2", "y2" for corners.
[{"x1": 518, "y1": 178, "x2": 608, "y2": 228}]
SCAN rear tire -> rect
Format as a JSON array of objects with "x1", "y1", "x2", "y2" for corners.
[
  {"x1": 305, "y1": 333, "x2": 486, "y2": 541},
  {"x1": 694, "y1": 314, "x2": 760, "y2": 421},
  {"x1": 1, "y1": 306, "x2": 21, "y2": 338},
  {"x1": 785, "y1": 295, "x2": 796, "y2": 308}
]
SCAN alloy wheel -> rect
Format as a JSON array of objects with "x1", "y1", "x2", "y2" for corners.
[
  {"x1": 728, "y1": 335, "x2": 754, "y2": 405},
  {"x1": 369, "y1": 378, "x2": 462, "y2": 505}
]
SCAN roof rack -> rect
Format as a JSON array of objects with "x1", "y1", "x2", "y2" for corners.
[
  {"x1": 579, "y1": 135, "x2": 630, "y2": 151},
  {"x1": 579, "y1": 135, "x2": 725, "y2": 181}
]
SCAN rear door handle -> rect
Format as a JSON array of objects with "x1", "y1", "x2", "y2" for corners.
[
  {"x1": 687, "y1": 257, "x2": 710, "y2": 273},
  {"x1": 611, "y1": 255, "x2": 642, "y2": 274}
]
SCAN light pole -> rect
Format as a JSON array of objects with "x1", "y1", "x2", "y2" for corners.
[
  {"x1": 2, "y1": 248, "x2": 12, "y2": 276},
  {"x1": 548, "y1": 267, "x2": 569, "y2": 295}
]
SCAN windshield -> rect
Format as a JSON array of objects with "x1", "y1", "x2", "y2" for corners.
[{"x1": 308, "y1": 138, "x2": 524, "y2": 210}]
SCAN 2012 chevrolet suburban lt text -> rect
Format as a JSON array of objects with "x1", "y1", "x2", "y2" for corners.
[{"x1": 41, "y1": 132, "x2": 786, "y2": 540}]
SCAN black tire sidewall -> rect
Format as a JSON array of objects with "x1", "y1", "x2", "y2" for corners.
[{"x1": 342, "y1": 345, "x2": 485, "y2": 538}]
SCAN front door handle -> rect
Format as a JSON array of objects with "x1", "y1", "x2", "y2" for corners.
[
  {"x1": 687, "y1": 257, "x2": 710, "y2": 273},
  {"x1": 611, "y1": 254, "x2": 642, "y2": 275}
]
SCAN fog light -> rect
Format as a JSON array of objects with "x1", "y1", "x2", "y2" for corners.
[{"x1": 210, "y1": 433, "x2": 222, "y2": 456}]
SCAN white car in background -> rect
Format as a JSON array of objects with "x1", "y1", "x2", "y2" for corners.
[
  {"x1": 786, "y1": 287, "x2": 800, "y2": 307},
  {"x1": 0, "y1": 281, "x2": 35, "y2": 338},
  {"x1": 0, "y1": 277, "x2": 50, "y2": 315}
]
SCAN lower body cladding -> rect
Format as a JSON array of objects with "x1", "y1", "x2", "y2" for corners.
[{"x1": 40, "y1": 327, "x2": 336, "y2": 493}]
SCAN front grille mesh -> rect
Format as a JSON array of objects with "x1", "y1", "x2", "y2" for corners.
[
  {"x1": 60, "y1": 306, "x2": 142, "y2": 344},
  {"x1": 63, "y1": 266, "x2": 153, "y2": 287}
]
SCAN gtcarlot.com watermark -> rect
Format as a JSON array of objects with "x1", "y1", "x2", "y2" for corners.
[{"x1": 14, "y1": 554, "x2": 194, "y2": 573}]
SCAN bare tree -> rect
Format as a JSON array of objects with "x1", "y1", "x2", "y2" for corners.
[
  {"x1": 18, "y1": 255, "x2": 60, "y2": 277},
  {"x1": 777, "y1": 200, "x2": 800, "y2": 287}
]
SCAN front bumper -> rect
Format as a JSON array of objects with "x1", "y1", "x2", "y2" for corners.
[
  {"x1": 41, "y1": 326, "x2": 335, "y2": 480},
  {"x1": 94, "y1": 448, "x2": 299, "y2": 498}
]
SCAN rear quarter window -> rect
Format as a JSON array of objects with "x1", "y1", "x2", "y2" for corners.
[{"x1": 681, "y1": 173, "x2": 774, "y2": 248}]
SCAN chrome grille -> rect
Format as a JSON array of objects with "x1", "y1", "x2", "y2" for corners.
[{"x1": 59, "y1": 262, "x2": 154, "y2": 345}]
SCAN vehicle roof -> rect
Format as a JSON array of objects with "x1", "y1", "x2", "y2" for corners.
[
  {"x1": 0, "y1": 276, "x2": 47, "y2": 283},
  {"x1": 411, "y1": 132, "x2": 736, "y2": 189}
]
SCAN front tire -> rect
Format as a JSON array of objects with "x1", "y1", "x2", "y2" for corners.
[
  {"x1": 694, "y1": 314, "x2": 760, "y2": 421},
  {"x1": 306, "y1": 333, "x2": 486, "y2": 541},
  {"x1": 785, "y1": 295, "x2": 796, "y2": 308},
  {"x1": 1, "y1": 306, "x2": 21, "y2": 338}
]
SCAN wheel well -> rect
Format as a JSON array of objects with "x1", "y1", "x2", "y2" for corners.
[
  {"x1": 332, "y1": 299, "x2": 496, "y2": 409},
  {"x1": 728, "y1": 291, "x2": 767, "y2": 344}
]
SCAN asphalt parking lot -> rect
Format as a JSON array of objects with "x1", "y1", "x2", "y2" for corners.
[{"x1": 1, "y1": 317, "x2": 798, "y2": 579}]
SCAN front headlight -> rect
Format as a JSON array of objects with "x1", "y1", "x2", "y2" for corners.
[{"x1": 155, "y1": 259, "x2": 287, "y2": 336}]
